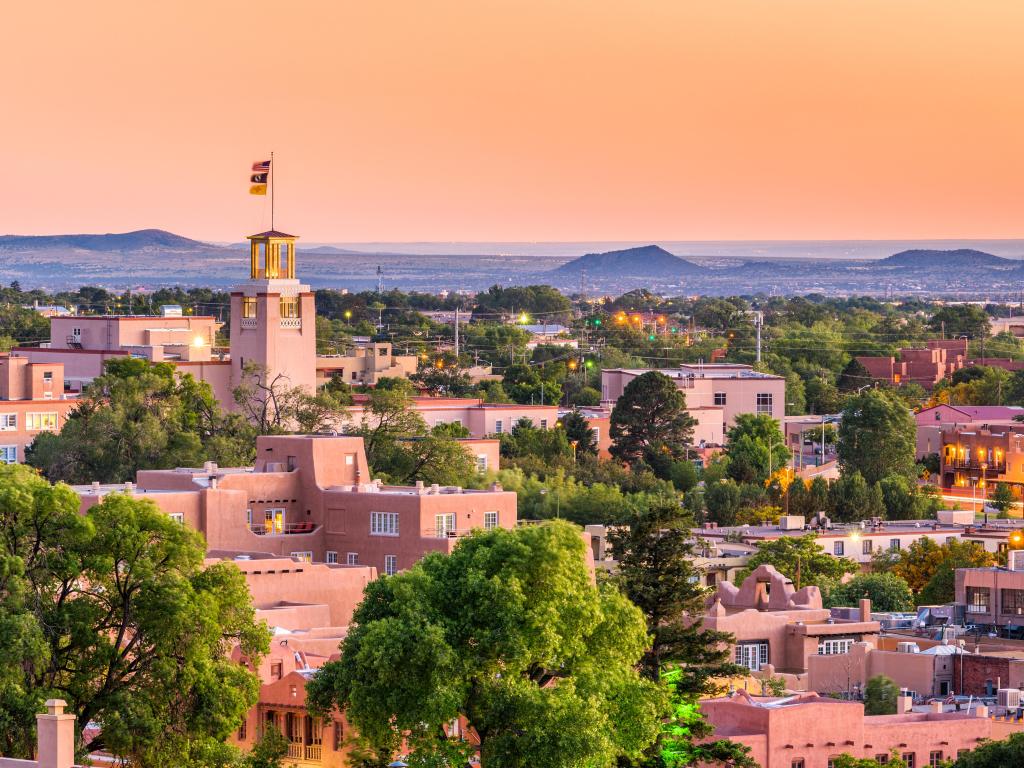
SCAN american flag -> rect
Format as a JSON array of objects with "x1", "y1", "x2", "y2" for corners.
[{"x1": 252, "y1": 159, "x2": 271, "y2": 172}]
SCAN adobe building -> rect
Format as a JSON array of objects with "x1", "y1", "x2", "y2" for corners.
[
  {"x1": 0, "y1": 356, "x2": 77, "y2": 465},
  {"x1": 915, "y1": 404, "x2": 1024, "y2": 459},
  {"x1": 700, "y1": 690, "x2": 1022, "y2": 768},
  {"x1": 703, "y1": 565, "x2": 881, "y2": 677},
  {"x1": 807, "y1": 640, "x2": 968, "y2": 699},
  {"x1": 939, "y1": 422, "x2": 1024, "y2": 499},
  {"x1": 76, "y1": 434, "x2": 518, "y2": 578},
  {"x1": 856, "y1": 339, "x2": 966, "y2": 391},
  {"x1": 601, "y1": 365, "x2": 786, "y2": 447},
  {"x1": 954, "y1": 557, "x2": 1024, "y2": 637}
]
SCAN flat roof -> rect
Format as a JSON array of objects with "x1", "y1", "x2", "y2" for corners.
[
  {"x1": 695, "y1": 519, "x2": 1022, "y2": 539},
  {"x1": 612, "y1": 367, "x2": 785, "y2": 381}
]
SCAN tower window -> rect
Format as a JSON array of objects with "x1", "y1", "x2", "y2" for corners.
[
  {"x1": 280, "y1": 296, "x2": 300, "y2": 319},
  {"x1": 242, "y1": 297, "x2": 258, "y2": 318}
]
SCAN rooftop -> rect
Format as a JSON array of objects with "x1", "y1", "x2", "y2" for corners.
[
  {"x1": 695, "y1": 518, "x2": 1023, "y2": 539},
  {"x1": 613, "y1": 365, "x2": 785, "y2": 380}
]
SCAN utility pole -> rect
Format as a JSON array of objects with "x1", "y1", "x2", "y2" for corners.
[
  {"x1": 754, "y1": 311, "x2": 763, "y2": 363},
  {"x1": 454, "y1": 307, "x2": 460, "y2": 358}
]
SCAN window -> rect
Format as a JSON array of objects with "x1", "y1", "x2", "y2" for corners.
[
  {"x1": 946, "y1": 536, "x2": 956, "y2": 544},
  {"x1": 967, "y1": 586, "x2": 991, "y2": 614},
  {"x1": 818, "y1": 638, "x2": 854, "y2": 655},
  {"x1": 326, "y1": 551, "x2": 338, "y2": 564},
  {"x1": 26, "y1": 412, "x2": 58, "y2": 432},
  {"x1": 1001, "y1": 589, "x2": 1024, "y2": 616},
  {"x1": 890, "y1": 538, "x2": 901, "y2": 551},
  {"x1": 495, "y1": 419, "x2": 504, "y2": 434},
  {"x1": 242, "y1": 297, "x2": 258, "y2": 318},
  {"x1": 71, "y1": 327, "x2": 81, "y2": 338},
  {"x1": 238, "y1": 719, "x2": 247, "y2": 740},
  {"x1": 370, "y1": 511, "x2": 399, "y2": 536},
  {"x1": 714, "y1": 392, "x2": 727, "y2": 406},
  {"x1": 42, "y1": 371, "x2": 53, "y2": 382},
  {"x1": 435, "y1": 513, "x2": 456, "y2": 538},
  {"x1": 270, "y1": 662, "x2": 283, "y2": 680},
  {"x1": 902, "y1": 753, "x2": 915, "y2": 768},
  {"x1": 540, "y1": 419, "x2": 548, "y2": 429},
  {"x1": 828, "y1": 760, "x2": 839, "y2": 768},
  {"x1": 592, "y1": 426, "x2": 600, "y2": 443},
  {"x1": 929, "y1": 751, "x2": 943, "y2": 767},
  {"x1": 734, "y1": 641, "x2": 769, "y2": 671},
  {"x1": 279, "y1": 296, "x2": 300, "y2": 318},
  {"x1": 290, "y1": 551, "x2": 312, "y2": 563},
  {"x1": 791, "y1": 760, "x2": 805, "y2": 768},
  {"x1": 0, "y1": 446, "x2": 16, "y2": 464},
  {"x1": 168, "y1": 513, "x2": 184, "y2": 524},
  {"x1": 863, "y1": 539, "x2": 873, "y2": 555},
  {"x1": 0, "y1": 414, "x2": 16, "y2": 431},
  {"x1": 876, "y1": 755, "x2": 890, "y2": 765},
  {"x1": 484, "y1": 511, "x2": 499, "y2": 530},
  {"x1": 345, "y1": 453, "x2": 355, "y2": 465},
  {"x1": 384, "y1": 555, "x2": 398, "y2": 576},
  {"x1": 346, "y1": 552, "x2": 358, "y2": 565},
  {"x1": 834, "y1": 541, "x2": 845, "y2": 556},
  {"x1": 476, "y1": 454, "x2": 488, "y2": 473},
  {"x1": 333, "y1": 721, "x2": 344, "y2": 750},
  {"x1": 756, "y1": 393, "x2": 773, "y2": 414}
]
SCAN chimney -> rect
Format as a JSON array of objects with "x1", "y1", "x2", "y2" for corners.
[
  {"x1": 431, "y1": 483, "x2": 440, "y2": 494},
  {"x1": 859, "y1": 598, "x2": 872, "y2": 622},
  {"x1": 36, "y1": 699, "x2": 76, "y2": 768},
  {"x1": 897, "y1": 689, "x2": 913, "y2": 713}
]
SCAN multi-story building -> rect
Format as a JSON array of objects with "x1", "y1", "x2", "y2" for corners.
[
  {"x1": 916, "y1": 404, "x2": 1024, "y2": 460},
  {"x1": 938, "y1": 423, "x2": 1024, "y2": 502},
  {"x1": 75, "y1": 434, "x2": 517, "y2": 577},
  {"x1": 700, "y1": 689, "x2": 1021, "y2": 768},
  {"x1": 0, "y1": 356, "x2": 78, "y2": 464},
  {"x1": 703, "y1": 565, "x2": 881, "y2": 676},
  {"x1": 601, "y1": 365, "x2": 785, "y2": 446},
  {"x1": 954, "y1": 556, "x2": 1024, "y2": 637},
  {"x1": 315, "y1": 339, "x2": 418, "y2": 387},
  {"x1": 856, "y1": 339, "x2": 967, "y2": 390}
]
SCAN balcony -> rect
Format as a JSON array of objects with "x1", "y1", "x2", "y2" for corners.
[
  {"x1": 287, "y1": 743, "x2": 303, "y2": 760},
  {"x1": 304, "y1": 745, "x2": 322, "y2": 761},
  {"x1": 944, "y1": 458, "x2": 1006, "y2": 473},
  {"x1": 249, "y1": 522, "x2": 319, "y2": 536},
  {"x1": 280, "y1": 317, "x2": 302, "y2": 329}
]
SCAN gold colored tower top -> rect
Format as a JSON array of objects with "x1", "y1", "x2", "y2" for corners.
[{"x1": 247, "y1": 230, "x2": 298, "y2": 280}]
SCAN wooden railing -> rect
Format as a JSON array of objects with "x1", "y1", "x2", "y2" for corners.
[{"x1": 304, "y1": 745, "x2": 323, "y2": 761}]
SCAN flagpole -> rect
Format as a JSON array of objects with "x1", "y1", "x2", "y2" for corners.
[{"x1": 270, "y1": 151, "x2": 275, "y2": 231}]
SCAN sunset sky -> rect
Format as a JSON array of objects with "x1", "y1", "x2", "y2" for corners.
[{"x1": 5, "y1": 1, "x2": 1023, "y2": 243}]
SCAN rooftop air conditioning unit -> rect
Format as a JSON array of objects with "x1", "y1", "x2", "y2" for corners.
[
  {"x1": 998, "y1": 688, "x2": 1022, "y2": 708},
  {"x1": 897, "y1": 642, "x2": 921, "y2": 654},
  {"x1": 1009, "y1": 550, "x2": 1024, "y2": 572}
]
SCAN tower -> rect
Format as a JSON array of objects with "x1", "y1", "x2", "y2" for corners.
[{"x1": 230, "y1": 230, "x2": 317, "y2": 394}]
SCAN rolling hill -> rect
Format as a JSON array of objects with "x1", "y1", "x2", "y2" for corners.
[
  {"x1": 878, "y1": 248, "x2": 1016, "y2": 269},
  {"x1": 551, "y1": 244, "x2": 705, "y2": 278}
]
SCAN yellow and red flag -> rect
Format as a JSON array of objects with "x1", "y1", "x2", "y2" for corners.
[{"x1": 249, "y1": 159, "x2": 270, "y2": 195}]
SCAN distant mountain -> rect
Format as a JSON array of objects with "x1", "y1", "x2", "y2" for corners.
[
  {"x1": 0, "y1": 229, "x2": 217, "y2": 252},
  {"x1": 552, "y1": 244, "x2": 705, "y2": 278},
  {"x1": 878, "y1": 248, "x2": 1015, "y2": 269}
]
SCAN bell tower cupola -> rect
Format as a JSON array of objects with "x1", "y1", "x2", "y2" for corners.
[{"x1": 247, "y1": 230, "x2": 298, "y2": 280}]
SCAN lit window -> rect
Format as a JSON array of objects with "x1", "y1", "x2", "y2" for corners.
[
  {"x1": 384, "y1": 555, "x2": 398, "y2": 576},
  {"x1": 370, "y1": 511, "x2": 399, "y2": 536},
  {"x1": 241, "y1": 297, "x2": 257, "y2": 318},
  {"x1": 326, "y1": 551, "x2": 338, "y2": 564},
  {"x1": 290, "y1": 551, "x2": 312, "y2": 563},
  {"x1": 279, "y1": 296, "x2": 300, "y2": 319},
  {"x1": 25, "y1": 412, "x2": 58, "y2": 432},
  {"x1": 484, "y1": 511, "x2": 499, "y2": 530},
  {"x1": 967, "y1": 587, "x2": 991, "y2": 614}
]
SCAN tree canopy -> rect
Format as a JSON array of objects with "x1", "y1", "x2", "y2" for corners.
[
  {"x1": 735, "y1": 534, "x2": 858, "y2": 598},
  {"x1": 826, "y1": 572, "x2": 914, "y2": 612},
  {"x1": 724, "y1": 414, "x2": 790, "y2": 485},
  {"x1": 0, "y1": 464, "x2": 269, "y2": 763},
  {"x1": 837, "y1": 389, "x2": 917, "y2": 485},
  {"x1": 306, "y1": 520, "x2": 666, "y2": 768},
  {"x1": 610, "y1": 372, "x2": 697, "y2": 466}
]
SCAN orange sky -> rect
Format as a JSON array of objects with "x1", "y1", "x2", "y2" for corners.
[{"x1": 4, "y1": 1, "x2": 1023, "y2": 243}]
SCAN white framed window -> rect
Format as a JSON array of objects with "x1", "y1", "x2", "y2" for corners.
[
  {"x1": 168, "y1": 513, "x2": 184, "y2": 524},
  {"x1": 384, "y1": 555, "x2": 398, "y2": 576},
  {"x1": 326, "y1": 551, "x2": 338, "y2": 564},
  {"x1": 42, "y1": 371, "x2": 53, "y2": 382},
  {"x1": 346, "y1": 552, "x2": 359, "y2": 565},
  {"x1": 484, "y1": 511, "x2": 498, "y2": 530},
  {"x1": 435, "y1": 513, "x2": 456, "y2": 538},
  {"x1": 834, "y1": 541, "x2": 844, "y2": 556},
  {"x1": 494, "y1": 420, "x2": 504, "y2": 434},
  {"x1": 818, "y1": 638, "x2": 854, "y2": 655},
  {"x1": 0, "y1": 445, "x2": 17, "y2": 464},
  {"x1": 71, "y1": 327, "x2": 81, "y2": 338},
  {"x1": 290, "y1": 551, "x2": 313, "y2": 563},
  {"x1": 540, "y1": 419, "x2": 548, "y2": 429},
  {"x1": 345, "y1": 454, "x2": 355, "y2": 465},
  {"x1": 714, "y1": 392, "x2": 727, "y2": 406},
  {"x1": 0, "y1": 414, "x2": 16, "y2": 431},
  {"x1": 476, "y1": 454, "x2": 488, "y2": 473},
  {"x1": 26, "y1": 412, "x2": 58, "y2": 432},
  {"x1": 735, "y1": 641, "x2": 769, "y2": 671},
  {"x1": 756, "y1": 393, "x2": 773, "y2": 414},
  {"x1": 591, "y1": 426, "x2": 600, "y2": 443},
  {"x1": 890, "y1": 538, "x2": 901, "y2": 551},
  {"x1": 370, "y1": 511, "x2": 399, "y2": 536}
]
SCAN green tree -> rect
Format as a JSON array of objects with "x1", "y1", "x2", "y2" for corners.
[
  {"x1": 990, "y1": 482, "x2": 1016, "y2": 514},
  {"x1": 704, "y1": 479, "x2": 742, "y2": 526},
  {"x1": 735, "y1": 534, "x2": 858, "y2": 596},
  {"x1": 501, "y1": 363, "x2": 562, "y2": 406},
  {"x1": 245, "y1": 727, "x2": 289, "y2": 768},
  {"x1": 306, "y1": 521, "x2": 666, "y2": 768},
  {"x1": 837, "y1": 389, "x2": 917, "y2": 484},
  {"x1": 610, "y1": 500, "x2": 743, "y2": 688},
  {"x1": 410, "y1": 354, "x2": 474, "y2": 396},
  {"x1": 831, "y1": 754, "x2": 907, "y2": 768},
  {"x1": 952, "y1": 732, "x2": 1024, "y2": 767},
  {"x1": 826, "y1": 573, "x2": 914, "y2": 612},
  {"x1": 837, "y1": 358, "x2": 874, "y2": 392},
  {"x1": 830, "y1": 471, "x2": 885, "y2": 522},
  {"x1": 864, "y1": 674, "x2": 900, "y2": 715},
  {"x1": 27, "y1": 358, "x2": 253, "y2": 483},
  {"x1": 560, "y1": 409, "x2": 598, "y2": 457},
  {"x1": 0, "y1": 465, "x2": 269, "y2": 762},
  {"x1": 724, "y1": 414, "x2": 791, "y2": 485},
  {"x1": 889, "y1": 538, "x2": 994, "y2": 604},
  {"x1": 610, "y1": 372, "x2": 697, "y2": 465},
  {"x1": 927, "y1": 305, "x2": 990, "y2": 340}
]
